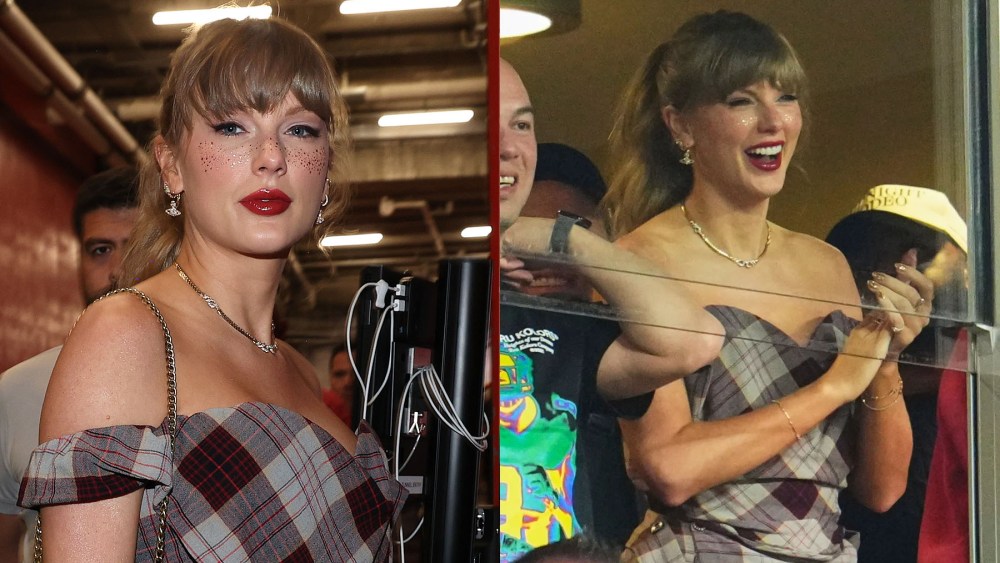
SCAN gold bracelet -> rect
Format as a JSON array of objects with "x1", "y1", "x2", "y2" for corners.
[
  {"x1": 772, "y1": 399, "x2": 801, "y2": 440},
  {"x1": 860, "y1": 376, "x2": 904, "y2": 411}
]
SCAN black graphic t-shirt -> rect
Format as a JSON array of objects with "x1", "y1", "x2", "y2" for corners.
[{"x1": 499, "y1": 292, "x2": 647, "y2": 561}]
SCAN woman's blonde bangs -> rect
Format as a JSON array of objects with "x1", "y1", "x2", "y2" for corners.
[
  {"x1": 684, "y1": 33, "x2": 808, "y2": 109},
  {"x1": 163, "y1": 19, "x2": 340, "y2": 142}
]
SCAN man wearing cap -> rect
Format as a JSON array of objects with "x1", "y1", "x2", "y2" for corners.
[
  {"x1": 499, "y1": 59, "x2": 720, "y2": 561},
  {"x1": 826, "y1": 184, "x2": 968, "y2": 563},
  {"x1": 519, "y1": 142, "x2": 610, "y2": 301}
]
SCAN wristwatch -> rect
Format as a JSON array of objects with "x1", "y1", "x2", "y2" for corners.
[{"x1": 549, "y1": 210, "x2": 592, "y2": 254}]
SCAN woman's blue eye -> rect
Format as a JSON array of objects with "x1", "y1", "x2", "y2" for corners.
[
  {"x1": 289, "y1": 125, "x2": 321, "y2": 138},
  {"x1": 212, "y1": 122, "x2": 244, "y2": 136}
]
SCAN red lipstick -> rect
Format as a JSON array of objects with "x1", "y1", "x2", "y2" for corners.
[
  {"x1": 745, "y1": 142, "x2": 783, "y2": 172},
  {"x1": 240, "y1": 188, "x2": 292, "y2": 216}
]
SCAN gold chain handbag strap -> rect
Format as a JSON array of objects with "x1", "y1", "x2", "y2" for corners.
[{"x1": 33, "y1": 288, "x2": 178, "y2": 562}]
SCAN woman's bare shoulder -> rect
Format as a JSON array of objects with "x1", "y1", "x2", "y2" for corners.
[{"x1": 41, "y1": 291, "x2": 172, "y2": 441}]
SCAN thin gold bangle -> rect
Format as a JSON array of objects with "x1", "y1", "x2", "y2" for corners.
[
  {"x1": 860, "y1": 376, "x2": 904, "y2": 411},
  {"x1": 772, "y1": 399, "x2": 801, "y2": 440}
]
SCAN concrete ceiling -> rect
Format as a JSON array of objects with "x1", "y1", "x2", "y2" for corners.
[{"x1": 4, "y1": 0, "x2": 490, "y2": 352}]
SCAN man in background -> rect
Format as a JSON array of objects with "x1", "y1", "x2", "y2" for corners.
[
  {"x1": 323, "y1": 343, "x2": 355, "y2": 425},
  {"x1": 519, "y1": 142, "x2": 609, "y2": 301},
  {"x1": 0, "y1": 167, "x2": 139, "y2": 562},
  {"x1": 827, "y1": 184, "x2": 968, "y2": 563}
]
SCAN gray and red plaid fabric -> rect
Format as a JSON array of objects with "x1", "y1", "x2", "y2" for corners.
[
  {"x1": 20, "y1": 405, "x2": 407, "y2": 561},
  {"x1": 626, "y1": 305, "x2": 859, "y2": 562}
]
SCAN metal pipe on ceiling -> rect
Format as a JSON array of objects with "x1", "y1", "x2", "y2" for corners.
[
  {"x1": 0, "y1": 0, "x2": 141, "y2": 163},
  {"x1": 0, "y1": 27, "x2": 115, "y2": 160},
  {"x1": 341, "y1": 76, "x2": 487, "y2": 103},
  {"x1": 379, "y1": 196, "x2": 456, "y2": 258},
  {"x1": 0, "y1": 29, "x2": 49, "y2": 94},
  {"x1": 109, "y1": 76, "x2": 488, "y2": 123}
]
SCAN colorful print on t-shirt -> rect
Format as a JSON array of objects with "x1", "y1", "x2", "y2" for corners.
[{"x1": 499, "y1": 337, "x2": 579, "y2": 563}]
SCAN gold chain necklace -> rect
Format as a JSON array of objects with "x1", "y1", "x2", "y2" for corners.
[
  {"x1": 174, "y1": 263, "x2": 278, "y2": 354},
  {"x1": 680, "y1": 204, "x2": 771, "y2": 268}
]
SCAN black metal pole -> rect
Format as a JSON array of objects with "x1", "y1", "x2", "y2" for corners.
[{"x1": 422, "y1": 258, "x2": 491, "y2": 563}]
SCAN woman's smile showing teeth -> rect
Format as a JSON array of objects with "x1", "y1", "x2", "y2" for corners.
[{"x1": 745, "y1": 142, "x2": 783, "y2": 171}]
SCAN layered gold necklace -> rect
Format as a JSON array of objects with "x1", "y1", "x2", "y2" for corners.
[
  {"x1": 175, "y1": 263, "x2": 278, "y2": 354},
  {"x1": 680, "y1": 204, "x2": 771, "y2": 268}
]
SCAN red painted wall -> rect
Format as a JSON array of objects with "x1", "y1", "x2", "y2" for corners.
[{"x1": 0, "y1": 114, "x2": 83, "y2": 372}]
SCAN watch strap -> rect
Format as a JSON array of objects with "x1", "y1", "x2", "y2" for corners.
[{"x1": 549, "y1": 211, "x2": 591, "y2": 254}]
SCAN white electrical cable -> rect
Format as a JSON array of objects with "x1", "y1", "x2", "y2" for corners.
[
  {"x1": 400, "y1": 516, "x2": 424, "y2": 544},
  {"x1": 361, "y1": 306, "x2": 393, "y2": 421},
  {"x1": 394, "y1": 371, "x2": 423, "y2": 476},
  {"x1": 345, "y1": 282, "x2": 380, "y2": 394},
  {"x1": 395, "y1": 516, "x2": 425, "y2": 563},
  {"x1": 344, "y1": 280, "x2": 402, "y2": 424},
  {"x1": 421, "y1": 367, "x2": 490, "y2": 448},
  {"x1": 414, "y1": 364, "x2": 490, "y2": 452},
  {"x1": 398, "y1": 434, "x2": 421, "y2": 473},
  {"x1": 393, "y1": 369, "x2": 424, "y2": 563},
  {"x1": 345, "y1": 281, "x2": 490, "y2": 555},
  {"x1": 366, "y1": 311, "x2": 395, "y2": 407}
]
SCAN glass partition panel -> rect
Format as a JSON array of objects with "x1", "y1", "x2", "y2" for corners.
[{"x1": 500, "y1": 1, "x2": 979, "y2": 561}]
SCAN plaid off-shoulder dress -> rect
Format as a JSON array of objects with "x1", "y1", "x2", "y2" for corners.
[
  {"x1": 18, "y1": 290, "x2": 408, "y2": 561},
  {"x1": 625, "y1": 305, "x2": 860, "y2": 562}
]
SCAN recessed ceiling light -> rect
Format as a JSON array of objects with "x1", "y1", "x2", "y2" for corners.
[
  {"x1": 320, "y1": 233, "x2": 384, "y2": 247},
  {"x1": 340, "y1": 0, "x2": 461, "y2": 15},
  {"x1": 378, "y1": 109, "x2": 474, "y2": 127},
  {"x1": 499, "y1": 8, "x2": 552, "y2": 38},
  {"x1": 461, "y1": 226, "x2": 492, "y2": 238},
  {"x1": 499, "y1": 0, "x2": 581, "y2": 39},
  {"x1": 152, "y1": 6, "x2": 272, "y2": 26}
]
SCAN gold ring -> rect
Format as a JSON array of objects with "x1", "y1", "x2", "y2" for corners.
[
  {"x1": 915, "y1": 297, "x2": 927, "y2": 308},
  {"x1": 891, "y1": 326, "x2": 903, "y2": 334}
]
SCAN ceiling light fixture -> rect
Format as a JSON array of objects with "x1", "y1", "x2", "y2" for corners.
[
  {"x1": 461, "y1": 226, "x2": 492, "y2": 238},
  {"x1": 499, "y1": 0, "x2": 580, "y2": 39},
  {"x1": 152, "y1": 6, "x2": 272, "y2": 26},
  {"x1": 378, "y1": 109, "x2": 474, "y2": 127},
  {"x1": 500, "y1": 9, "x2": 552, "y2": 38},
  {"x1": 340, "y1": 0, "x2": 461, "y2": 15},
  {"x1": 320, "y1": 233, "x2": 384, "y2": 247}
]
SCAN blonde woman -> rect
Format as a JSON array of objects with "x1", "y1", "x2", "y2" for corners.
[
  {"x1": 605, "y1": 11, "x2": 931, "y2": 561},
  {"x1": 20, "y1": 18, "x2": 406, "y2": 561}
]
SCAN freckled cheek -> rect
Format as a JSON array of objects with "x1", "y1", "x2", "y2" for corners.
[
  {"x1": 195, "y1": 141, "x2": 252, "y2": 173},
  {"x1": 195, "y1": 141, "x2": 223, "y2": 173},
  {"x1": 227, "y1": 144, "x2": 253, "y2": 170},
  {"x1": 286, "y1": 147, "x2": 330, "y2": 176}
]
